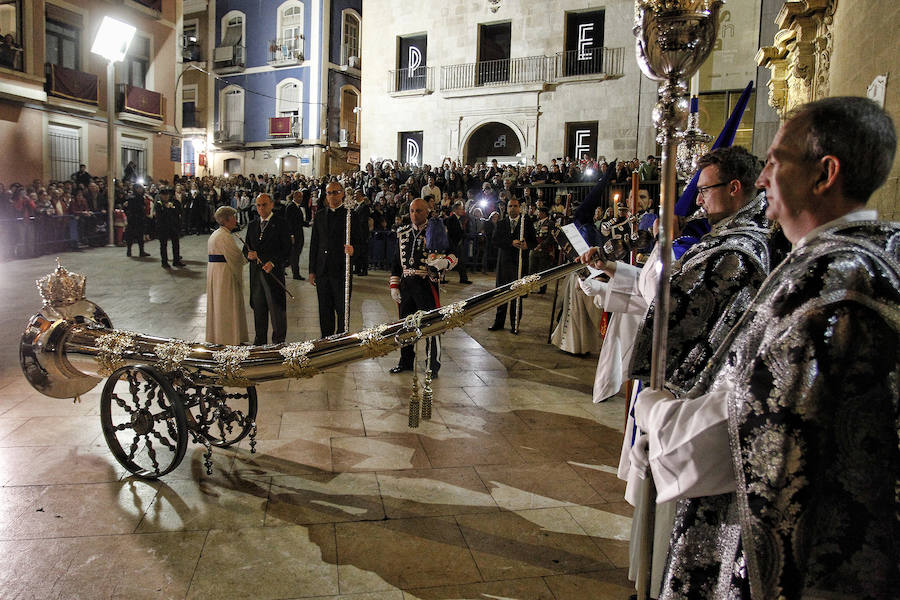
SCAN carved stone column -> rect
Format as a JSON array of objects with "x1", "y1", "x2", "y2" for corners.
[{"x1": 756, "y1": 0, "x2": 837, "y2": 119}]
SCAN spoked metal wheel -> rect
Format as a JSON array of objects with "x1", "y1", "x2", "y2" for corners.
[
  {"x1": 180, "y1": 384, "x2": 258, "y2": 448},
  {"x1": 100, "y1": 365, "x2": 188, "y2": 479}
]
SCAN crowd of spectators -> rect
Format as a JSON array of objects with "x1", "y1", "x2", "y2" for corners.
[{"x1": 1, "y1": 154, "x2": 660, "y2": 269}]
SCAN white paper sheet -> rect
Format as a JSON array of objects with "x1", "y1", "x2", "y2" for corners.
[{"x1": 561, "y1": 223, "x2": 602, "y2": 278}]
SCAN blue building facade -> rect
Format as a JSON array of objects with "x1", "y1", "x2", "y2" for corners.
[{"x1": 206, "y1": 0, "x2": 361, "y2": 176}]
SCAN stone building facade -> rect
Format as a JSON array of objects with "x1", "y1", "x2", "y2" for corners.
[
  {"x1": 361, "y1": 0, "x2": 772, "y2": 169},
  {"x1": 757, "y1": 0, "x2": 900, "y2": 219}
]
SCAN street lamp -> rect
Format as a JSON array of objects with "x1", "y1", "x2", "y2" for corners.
[{"x1": 91, "y1": 16, "x2": 136, "y2": 246}]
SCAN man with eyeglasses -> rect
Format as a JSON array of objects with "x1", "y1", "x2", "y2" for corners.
[
  {"x1": 630, "y1": 96, "x2": 899, "y2": 600},
  {"x1": 308, "y1": 181, "x2": 363, "y2": 337},
  {"x1": 580, "y1": 145, "x2": 785, "y2": 597}
]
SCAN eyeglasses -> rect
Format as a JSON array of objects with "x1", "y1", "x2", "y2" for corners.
[{"x1": 697, "y1": 181, "x2": 729, "y2": 197}]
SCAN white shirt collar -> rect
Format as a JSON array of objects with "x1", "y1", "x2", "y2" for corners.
[{"x1": 794, "y1": 208, "x2": 877, "y2": 249}]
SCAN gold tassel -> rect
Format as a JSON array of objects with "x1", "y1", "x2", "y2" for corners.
[
  {"x1": 408, "y1": 340, "x2": 421, "y2": 428},
  {"x1": 421, "y1": 340, "x2": 433, "y2": 420}
]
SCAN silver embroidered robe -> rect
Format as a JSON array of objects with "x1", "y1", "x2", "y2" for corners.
[
  {"x1": 631, "y1": 193, "x2": 781, "y2": 394},
  {"x1": 661, "y1": 219, "x2": 900, "y2": 599}
]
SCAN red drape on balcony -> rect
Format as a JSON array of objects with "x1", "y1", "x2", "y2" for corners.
[
  {"x1": 269, "y1": 117, "x2": 291, "y2": 137},
  {"x1": 122, "y1": 85, "x2": 163, "y2": 120},
  {"x1": 47, "y1": 64, "x2": 98, "y2": 105}
]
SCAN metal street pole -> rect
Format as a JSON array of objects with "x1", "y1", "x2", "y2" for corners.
[{"x1": 106, "y1": 60, "x2": 115, "y2": 246}]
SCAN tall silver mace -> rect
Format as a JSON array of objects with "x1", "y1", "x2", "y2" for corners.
[
  {"x1": 343, "y1": 194, "x2": 357, "y2": 334},
  {"x1": 632, "y1": 1, "x2": 722, "y2": 598},
  {"x1": 513, "y1": 212, "x2": 525, "y2": 333}
]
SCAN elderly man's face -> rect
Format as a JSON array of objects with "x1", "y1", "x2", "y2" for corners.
[
  {"x1": 409, "y1": 199, "x2": 429, "y2": 227},
  {"x1": 256, "y1": 194, "x2": 274, "y2": 219},
  {"x1": 325, "y1": 183, "x2": 345, "y2": 209}
]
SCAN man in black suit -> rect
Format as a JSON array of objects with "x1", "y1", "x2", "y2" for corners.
[
  {"x1": 489, "y1": 197, "x2": 536, "y2": 334},
  {"x1": 444, "y1": 201, "x2": 472, "y2": 284},
  {"x1": 308, "y1": 181, "x2": 362, "y2": 337},
  {"x1": 284, "y1": 190, "x2": 306, "y2": 280},
  {"x1": 243, "y1": 193, "x2": 291, "y2": 345}
]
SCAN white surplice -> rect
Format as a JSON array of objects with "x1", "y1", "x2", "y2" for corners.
[{"x1": 206, "y1": 226, "x2": 249, "y2": 345}]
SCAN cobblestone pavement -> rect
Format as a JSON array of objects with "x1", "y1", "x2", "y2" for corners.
[{"x1": 0, "y1": 233, "x2": 633, "y2": 600}]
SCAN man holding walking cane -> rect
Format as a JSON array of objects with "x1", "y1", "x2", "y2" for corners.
[{"x1": 243, "y1": 193, "x2": 291, "y2": 345}]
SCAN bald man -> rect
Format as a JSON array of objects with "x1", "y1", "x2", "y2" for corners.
[
  {"x1": 388, "y1": 198, "x2": 456, "y2": 375},
  {"x1": 242, "y1": 193, "x2": 291, "y2": 345}
]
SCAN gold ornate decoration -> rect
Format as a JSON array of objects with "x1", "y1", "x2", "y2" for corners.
[
  {"x1": 96, "y1": 330, "x2": 136, "y2": 376},
  {"x1": 279, "y1": 341, "x2": 319, "y2": 378},
  {"x1": 756, "y1": 0, "x2": 837, "y2": 118},
  {"x1": 439, "y1": 301, "x2": 470, "y2": 329},
  {"x1": 408, "y1": 370, "x2": 421, "y2": 428},
  {"x1": 510, "y1": 274, "x2": 541, "y2": 294},
  {"x1": 358, "y1": 323, "x2": 392, "y2": 358},
  {"x1": 36, "y1": 259, "x2": 87, "y2": 307},
  {"x1": 402, "y1": 310, "x2": 428, "y2": 330},
  {"x1": 155, "y1": 340, "x2": 192, "y2": 373},
  {"x1": 212, "y1": 345, "x2": 252, "y2": 386}
]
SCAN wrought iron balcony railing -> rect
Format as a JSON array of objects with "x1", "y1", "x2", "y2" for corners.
[
  {"x1": 441, "y1": 55, "x2": 553, "y2": 91},
  {"x1": 267, "y1": 36, "x2": 304, "y2": 66},
  {"x1": 438, "y1": 48, "x2": 625, "y2": 92},
  {"x1": 555, "y1": 47, "x2": 625, "y2": 79},
  {"x1": 215, "y1": 120, "x2": 244, "y2": 144},
  {"x1": 213, "y1": 44, "x2": 245, "y2": 73},
  {"x1": 389, "y1": 66, "x2": 434, "y2": 93}
]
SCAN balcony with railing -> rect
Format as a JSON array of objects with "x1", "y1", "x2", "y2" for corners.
[
  {"x1": 389, "y1": 66, "x2": 434, "y2": 95},
  {"x1": 441, "y1": 55, "x2": 555, "y2": 91},
  {"x1": 213, "y1": 44, "x2": 245, "y2": 74},
  {"x1": 45, "y1": 63, "x2": 99, "y2": 106},
  {"x1": 268, "y1": 36, "x2": 304, "y2": 67},
  {"x1": 215, "y1": 120, "x2": 244, "y2": 146},
  {"x1": 268, "y1": 116, "x2": 302, "y2": 141},
  {"x1": 554, "y1": 47, "x2": 625, "y2": 81},
  {"x1": 116, "y1": 83, "x2": 164, "y2": 125},
  {"x1": 183, "y1": 38, "x2": 202, "y2": 62},
  {"x1": 438, "y1": 47, "x2": 624, "y2": 94}
]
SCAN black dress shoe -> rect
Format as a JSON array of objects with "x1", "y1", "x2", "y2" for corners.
[
  {"x1": 139, "y1": 251, "x2": 151, "y2": 257},
  {"x1": 487, "y1": 324, "x2": 504, "y2": 331},
  {"x1": 173, "y1": 260, "x2": 186, "y2": 267},
  {"x1": 161, "y1": 262, "x2": 170, "y2": 269},
  {"x1": 510, "y1": 329, "x2": 519, "y2": 335},
  {"x1": 459, "y1": 279, "x2": 472, "y2": 284},
  {"x1": 389, "y1": 365, "x2": 412, "y2": 374}
]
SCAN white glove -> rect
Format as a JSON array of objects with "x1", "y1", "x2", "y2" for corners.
[
  {"x1": 426, "y1": 257, "x2": 450, "y2": 270},
  {"x1": 628, "y1": 433, "x2": 650, "y2": 479},
  {"x1": 390, "y1": 287, "x2": 401, "y2": 304},
  {"x1": 634, "y1": 387, "x2": 675, "y2": 430},
  {"x1": 579, "y1": 277, "x2": 606, "y2": 297}
]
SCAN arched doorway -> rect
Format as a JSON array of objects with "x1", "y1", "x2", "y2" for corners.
[
  {"x1": 224, "y1": 157, "x2": 241, "y2": 175},
  {"x1": 463, "y1": 122, "x2": 522, "y2": 165}
]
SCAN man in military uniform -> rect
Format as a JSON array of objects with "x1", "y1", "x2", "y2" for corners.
[
  {"x1": 388, "y1": 198, "x2": 457, "y2": 375},
  {"x1": 155, "y1": 187, "x2": 184, "y2": 269},
  {"x1": 529, "y1": 205, "x2": 556, "y2": 293}
]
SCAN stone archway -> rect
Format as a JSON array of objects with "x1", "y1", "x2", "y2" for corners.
[{"x1": 463, "y1": 121, "x2": 522, "y2": 165}]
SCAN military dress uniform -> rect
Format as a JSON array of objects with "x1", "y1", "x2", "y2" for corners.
[{"x1": 389, "y1": 222, "x2": 457, "y2": 374}]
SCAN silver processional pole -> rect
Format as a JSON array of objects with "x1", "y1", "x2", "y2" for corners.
[
  {"x1": 343, "y1": 194, "x2": 356, "y2": 334},
  {"x1": 632, "y1": 1, "x2": 723, "y2": 598}
]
